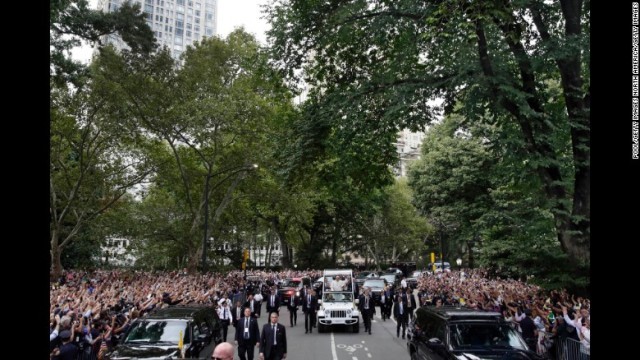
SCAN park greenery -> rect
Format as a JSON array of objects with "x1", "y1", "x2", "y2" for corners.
[{"x1": 50, "y1": 0, "x2": 589, "y2": 293}]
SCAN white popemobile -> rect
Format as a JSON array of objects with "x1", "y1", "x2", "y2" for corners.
[{"x1": 316, "y1": 269, "x2": 361, "y2": 333}]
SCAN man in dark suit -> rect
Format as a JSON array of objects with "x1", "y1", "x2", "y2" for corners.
[
  {"x1": 265, "y1": 289, "x2": 281, "y2": 316},
  {"x1": 301, "y1": 289, "x2": 317, "y2": 334},
  {"x1": 244, "y1": 294, "x2": 260, "y2": 318},
  {"x1": 394, "y1": 291, "x2": 409, "y2": 339},
  {"x1": 358, "y1": 288, "x2": 373, "y2": 334},
  {"x1": 287, "y1": 291, "x2": 299, "y2": 327},
  {"x1": 235, "y1": 307, "x2": 260, "y2": 360},
  {"x1": 232, "y1": 300, "x2": 244, "y2": 328},
  {"x1": 259, "y1": 312, "x2": 287, "y2": 360},
  {"x1": 405, "y1": 288, "x2": 417, "y2": 322}
]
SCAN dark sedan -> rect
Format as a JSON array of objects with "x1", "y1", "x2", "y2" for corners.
[
  {"x1": 362, "y1": 278, "x2": 387, "y2": 305},
  {"x1": 277, "y1": 278, "x2": 303, "y2": 305}
]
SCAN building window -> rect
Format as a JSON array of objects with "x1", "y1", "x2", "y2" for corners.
[
  {"x1": 175, "y1": 28, "x2": 183, "y2": 36},
  {"x1": 206, "y1": 27, "x2": 213, "y2": 36},
  {"x1": 176, "y1": 20, "x2": 184, "y2": 28},
  {"x1": 186, "y1": 30, "x2": 192, "y2": 37},
  {"x1": 177, "y1": 0, "x2": 185, "y2": 5},
  {"x1": 144, "y1": 4, "x2": 153, "y2": 13}
]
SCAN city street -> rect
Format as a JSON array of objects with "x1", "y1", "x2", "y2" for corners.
[{"x1": 253, "y1": 306, "x2": 408, "y2": 360}]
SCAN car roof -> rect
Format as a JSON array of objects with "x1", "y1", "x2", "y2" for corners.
[
  {"x1": 146, "y1": 305, "x2": 212, "y2": 320},
  {"x1": 418, "y1": 306, "x2": 503, "y2": 321}
]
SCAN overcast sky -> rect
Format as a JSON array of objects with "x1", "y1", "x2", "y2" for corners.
[{"x1": 72, "y1": 0, "x2": 271, "y2": 62}]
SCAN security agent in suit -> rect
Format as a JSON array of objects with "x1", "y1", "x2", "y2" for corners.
[
  {"x1": 265, "y1": 289, "x2": 281, "y2": 317},
  {"x1": 259, "y1": 312, "x2": 287, "y2": 360},
  {"x1": 301, "y1": 289, "x2": 317, "y2": 334},
  {"x1": 235, "y1": 307, "x2": 260, "y2": 360},
  {"x1": 287, "y1": 291, "x2": 300, "y2": 327},
  {"x1": 405, "y1": 288, "x2": 417, "y2": 322},
  {"x1": 358, "y1": 288, "x2": 374, "y2": 334},
  {"x1": 232, "y1": 300, "x2": 244, "y2": 327},
  {"x1": 393, "y1": 291, "x2": 409, "y2": 339},
  {"x1": 244, "y1": 294, "x2": 260, "y2": 318}
]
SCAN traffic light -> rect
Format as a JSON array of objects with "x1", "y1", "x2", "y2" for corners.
[{"x1": 243, "y1": 249, "x2": 250, "y2": 262}]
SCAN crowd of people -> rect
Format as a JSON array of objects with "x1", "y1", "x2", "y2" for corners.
[{"x1": 49, "y1": 268, "x2": 589, "y2": 360}]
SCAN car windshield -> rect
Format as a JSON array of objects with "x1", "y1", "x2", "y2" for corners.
[
  {"x1": 411, "y1": 271, "x2": 423, "y2": 278},
  {"x1": 124, "y1": 319, "x2": 188, "y2": 344},
  {"x1": 449, "y1": 323, "x2": 526, "y2": 350},
  {"x1": 363, "y1": 280, "x2": 385, "y2": 289},
  {"x1": 282, "y1": 280, "x2": 301, "y2": 287},
  {"x1": 356, "y1": 272, "x2": 371, "y2": 279},
  {"x1": 380, "y1": 275, "x2": 396, "y2": 283},
  {"x1": 323, "y1": 292, "x2": 353, "y2": 302}
]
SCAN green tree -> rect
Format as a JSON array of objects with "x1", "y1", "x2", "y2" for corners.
[
  {"x1": 50, "y1": 0, "x2": 155, "y2": 88},
  {"x1": 50, "y1": 84, "x2": 154, "y2": 278},
  {"x1": 93, "y1": 30, "x2": 296, "y2": 272},
  {"x1": 267, "y1": 0, "x2": 590, "y2": 270}
]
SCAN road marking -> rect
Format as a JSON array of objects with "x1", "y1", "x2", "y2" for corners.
[
  {"x1": 367, "y1": 354, "x2": 372, "y2": 358},
  {"x1": 353, "y1": 357, "x2": 358, "y2": 360},
  {"x1": 331, "y1": 332, "x2": 339, "y2": 360}
]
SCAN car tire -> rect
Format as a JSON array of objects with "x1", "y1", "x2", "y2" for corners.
[
  {"x1": 318, "y1": 323, "x2": 325, "y2": 333},
  {"x1": 352, "y1": 323, "x2": 359, "y2": 333},
  {"x1": 410, "y1": 350, "x2": 420, "y2": 360}
]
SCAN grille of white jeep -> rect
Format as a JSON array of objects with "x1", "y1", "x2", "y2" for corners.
[{"x1": 330, "y1": 310, "x2": 347, "y2": 318}]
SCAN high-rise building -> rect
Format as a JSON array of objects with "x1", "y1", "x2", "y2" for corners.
[
  {"x1": 394, "y1": 129, "x2": 425, "y2": 177},
  {"x1": 98, "y1": 0, "x2": 218, "y2": 60}
]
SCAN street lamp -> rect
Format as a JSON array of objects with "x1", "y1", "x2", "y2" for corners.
[
  {"x1": 201, "y1": 163, "x2": 258, "y2": 271},
  {"x1": 456, "y1": 258, "x2": 462, "y2": 268}
]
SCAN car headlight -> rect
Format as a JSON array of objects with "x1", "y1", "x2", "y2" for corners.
[
  {"x1": 296, "y1": 291, "x2": 300, "y2": 297},
  {"x1": 346, "y1": 309, "x2": 352, "y2": 316}
]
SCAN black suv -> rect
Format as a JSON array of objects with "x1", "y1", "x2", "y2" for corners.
[
  {"x1": 105, "y1": 305, "x2": 223, "y2": 359},
  {"x1": 407, "y1": 306, "x2": 547, "y2": 360}
]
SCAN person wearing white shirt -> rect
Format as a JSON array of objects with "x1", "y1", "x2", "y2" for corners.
[{"x1": 217, "y1": 302, "x2": 232, "y2": 341}]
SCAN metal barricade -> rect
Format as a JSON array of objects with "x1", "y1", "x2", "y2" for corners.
[{"x1": 553, "y1": 337, "x2": 584, "y2": 360}]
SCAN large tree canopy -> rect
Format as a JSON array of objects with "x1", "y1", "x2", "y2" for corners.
[
  {"x1": 50, "y1": 0, "x2": 155, "y2": 87},
  {"x1": 267, "y1": 0, "x2": 590, "y2": 269}
]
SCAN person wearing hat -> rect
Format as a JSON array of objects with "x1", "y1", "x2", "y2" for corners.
[
  {"x1": 51, "y1": 329, "x2": 78, "y2": 360},
  {"x1": 217, "y1": 301, "x2": 232, "y2": 342}
]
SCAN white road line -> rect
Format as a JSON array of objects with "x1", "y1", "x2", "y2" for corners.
[
  {"x1": 353, "y1": 357, "x2": 358, "y2": 360},
  {"x1": 331, "y1": 332, "x2": 339, "y2": 360},
  {"x1": 367, "y1": 354, "x2": 372, "y2": 358}
]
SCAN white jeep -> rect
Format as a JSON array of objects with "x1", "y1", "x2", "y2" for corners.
[{"x1": 316, "y1": 269, "x2": 360, "y2": 333}]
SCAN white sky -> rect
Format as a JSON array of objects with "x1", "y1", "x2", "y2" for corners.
[{"x1": 72, "y1": 0, "x2": 271, "y2": 63}]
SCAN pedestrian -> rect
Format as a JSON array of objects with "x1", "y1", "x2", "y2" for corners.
[
  {"x1": 211, "y1": 341, "x2": 234, "y2": 360},
  {"x1": 394, "y1": 292, "x2": 408, "y2": 339},
  {"x1": 302, "y1": 289, "x2": 317, "y2": 334},
  {"x1": 259, "y1": 312, "x2": 287, "y2": 360},
  {"x1": 217, "y1": 301, "x2": 232, "y2": 342},
  {"x1": 287, "y1": 291, "x2": 299, "y2": 327},
  {"x1": 235, "y1": 307, "x2": 260, "y2": 360},
  {"x1": 358, "y1": 288, "x2": 373, "y2": 334}
]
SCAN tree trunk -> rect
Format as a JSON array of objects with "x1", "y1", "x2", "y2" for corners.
[{"x1": 51, "y1": 236, "x2": 64, "y2": 280}]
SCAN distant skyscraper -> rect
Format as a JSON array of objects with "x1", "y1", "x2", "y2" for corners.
[
  {"x1": 394, "y1": 129, "x2": 425, "y2": 177},
  {"x1": 98, "y1": 0, "x2": 218, "y2": 60}
]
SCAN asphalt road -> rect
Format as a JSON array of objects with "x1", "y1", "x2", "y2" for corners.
[{"x1": 239, "y1": 306, "x2": 409, "y2": 360}]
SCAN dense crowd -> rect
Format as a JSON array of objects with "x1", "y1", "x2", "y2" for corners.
[{"x1": 49, "y1": 268, "x2": 589, "y2": 359}]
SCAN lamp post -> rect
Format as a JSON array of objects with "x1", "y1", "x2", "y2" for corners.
[
  {"x1": 456, "y1": 258, "x2": 462, "y2": 268},
  {"x1": 201, "y1": 163, "x2": 258, "y2": 271}
]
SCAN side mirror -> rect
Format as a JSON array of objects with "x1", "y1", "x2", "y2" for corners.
[{"x1": 427, "y1": 338, "x2": 445, "y2": 349}]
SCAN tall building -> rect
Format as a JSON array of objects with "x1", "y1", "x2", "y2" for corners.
[
  {"x1": 98, "y1": 0, "x2": 218, "y2": 60},
  {"x1": 394, "y1": 129, "x2": 425, "y2": 177}
]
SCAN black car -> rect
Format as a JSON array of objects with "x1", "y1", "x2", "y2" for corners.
[
  {"x1": 277, "y1": 278, "x2": 303, "y2": 305},
  {"x1": 407, "y1": 306, "x2": 547, "y2": 360},
  {"x1": 362, "y1": 278, "x2": 387, "y2": 305},
  {"x1": 105, "y1": 305, "x2": 223, "y2": 359}
]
